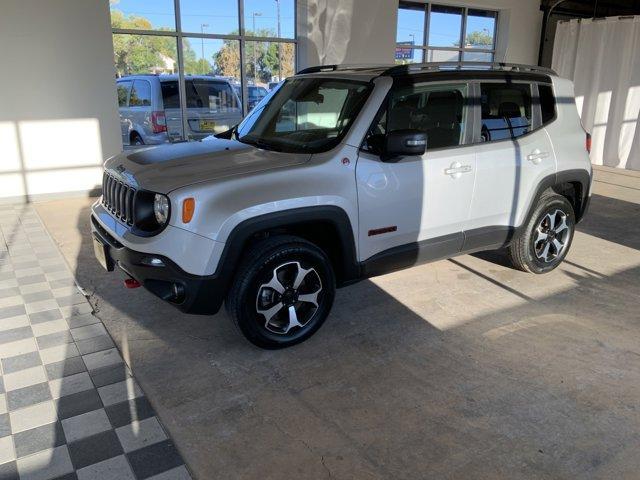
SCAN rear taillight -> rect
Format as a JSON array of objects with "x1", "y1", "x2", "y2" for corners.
[
  {"x1": 585, "y1": 132, "x2": 592, "y2": 154},
  {"x1": 151, "y1": 111, "x2": 167, "y2": 134}
]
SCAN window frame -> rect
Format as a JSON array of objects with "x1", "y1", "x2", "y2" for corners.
[
  {"x1": 362, "y1": 79, "x2": 474, "y2": 155},
  {"x1": 470, "y1": 80, "x2": 545, "y2": 146},
  {"x1": 111, "y1": 0, "x2": 297, "y2": 135},
  {"x1": 396, "y1": 2, "x2": 499, "y2": 64}
]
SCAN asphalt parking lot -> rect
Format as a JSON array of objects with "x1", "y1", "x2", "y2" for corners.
[{"x1": 36, "y1": 166, "x2": 640, "y2": 479}]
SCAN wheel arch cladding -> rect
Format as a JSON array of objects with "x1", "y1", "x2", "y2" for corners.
[
  {"x1": 519, "y1": 169, "x2": 591, "y2": 235},
  {"x1": 216, "y1": 206, "x2": 360, "y2": 294}
]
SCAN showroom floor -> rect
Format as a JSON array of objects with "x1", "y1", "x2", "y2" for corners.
[
  {"x1": 0, "y1": 205, "x2": 191, "y2": 479},
  {"x1": 34, "y1": 166, "x2": 640, "y2": 480}
]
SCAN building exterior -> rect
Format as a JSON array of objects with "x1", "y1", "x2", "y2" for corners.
[{"x1": 1, "y1": 0, "x2": 633, "y2": 203}]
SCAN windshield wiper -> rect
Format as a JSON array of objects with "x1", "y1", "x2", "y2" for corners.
[{"x1": 240, "y1": 137, "x2": 282, "y2": 152}]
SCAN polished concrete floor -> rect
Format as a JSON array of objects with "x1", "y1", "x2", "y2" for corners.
[{"x1": 36, "y1": 166, "x2": 640, "y2": 480}]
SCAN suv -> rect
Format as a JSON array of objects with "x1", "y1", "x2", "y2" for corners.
[
  {"x1": 93, "y1": 63, "x2": 592, "y2": 349},
  {"x1": 116, "y1": 74, "x2": 242, "y2": 146}
]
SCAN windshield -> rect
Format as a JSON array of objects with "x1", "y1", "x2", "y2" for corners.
[{"x1": 236, "y1": 77, "x2": 372, "y2": 153}]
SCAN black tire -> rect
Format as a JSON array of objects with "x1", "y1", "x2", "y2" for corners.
[
  {"x1": 131, "y1": 133, "x2": 144, "y2": 146},
  {"x1": 508, "y1": 192, "x2": 575, "y2": 274},
  {"x1": 226, "y1": 235, "x2": 336, "y2": 349}
]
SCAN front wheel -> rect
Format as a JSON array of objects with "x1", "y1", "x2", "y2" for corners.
[
  {"x1": 508, "y1": 193, "x2": 575, "y2": 274},
  {"x1": 226, "y1": 236, "x2": 336, "y2": 349}
]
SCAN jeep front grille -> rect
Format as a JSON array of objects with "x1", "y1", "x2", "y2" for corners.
[{"x1": 101, "y1": 172, "x2": 135, "y2": 226}]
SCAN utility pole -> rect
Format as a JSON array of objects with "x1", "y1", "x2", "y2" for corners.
[
  {"x1": 200, "y1": 23, "x2": 209, "y2": 74},
  {"x1": 276, "y1": 0, "x2": 281, "y2": 81}
]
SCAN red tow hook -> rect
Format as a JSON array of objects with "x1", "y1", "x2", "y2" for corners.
[{"x1": 124, "y1": 278, "x2": 141, "y2": 289}]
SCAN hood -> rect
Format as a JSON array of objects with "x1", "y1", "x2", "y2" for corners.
[{"x1": 104, "y1": 137, "x2": 311, "y2": 193}]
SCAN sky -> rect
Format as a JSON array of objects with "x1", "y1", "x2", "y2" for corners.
[{"x1": 110, "y1": 0, "x2": 295, "y2": 37}]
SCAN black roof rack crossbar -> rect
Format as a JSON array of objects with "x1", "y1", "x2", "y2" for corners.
[
  {"x1": 297, "y1": 65, "x2": 340, "y2": 74},
  {"x1": 382, "y1": 61, "x2": 557, "y2": 77},
  {"x1": 296, "y1": 64, "x2": 392, "y2": 75}
]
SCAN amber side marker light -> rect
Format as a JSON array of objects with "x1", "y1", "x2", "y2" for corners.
[{"x1": 182, "y1": 198, "x2": 196, "y2": 223}]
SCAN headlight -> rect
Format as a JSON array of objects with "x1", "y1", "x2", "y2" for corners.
[{"x1": 153, "y1": 194, "x2": 170, "y2": 225}]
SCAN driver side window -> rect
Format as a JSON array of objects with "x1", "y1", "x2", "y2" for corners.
[{"x1": 366, "y1": 82, "x2": 469, "y2": 152}]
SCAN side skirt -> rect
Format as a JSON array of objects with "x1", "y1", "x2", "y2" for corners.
[{"x1": 358, "y1": 226, "x2": 515, "y2": 281}]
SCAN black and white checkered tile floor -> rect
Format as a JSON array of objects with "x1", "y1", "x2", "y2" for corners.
[{"x1": 0, "y1": 204, "x2": 192, "y2": 480}]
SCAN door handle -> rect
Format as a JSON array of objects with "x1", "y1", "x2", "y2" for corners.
[
  {"x1": 527, "y1": 149, "x2": 550, "y2": 164},
  {"x1": 444, "y1": 162, "x2": 473, "y2": 178}
]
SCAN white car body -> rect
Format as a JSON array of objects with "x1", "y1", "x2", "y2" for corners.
[{"x1": 91, "y1": 63, "x2": 592, "y2": 317}]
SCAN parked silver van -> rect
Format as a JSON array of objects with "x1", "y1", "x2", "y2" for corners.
[{"x1": 116, "y1": 74, "x2": 242, "y2": 146}]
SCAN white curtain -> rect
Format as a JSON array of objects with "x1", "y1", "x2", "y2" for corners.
[{"x1": 552, "y1": 17, "x2": 640, "y2": 171}]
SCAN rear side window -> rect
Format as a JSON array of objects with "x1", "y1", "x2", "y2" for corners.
[
  {"x1": 186, "y1": 81, "x2": 239, "y2": 111},
  {"x1": 161, "y1": 81, "x2": 180, "y2": 109},
  {"x1": 539, "y1": 84, "x2": 556, "y2": 125},
  {"x1": 480, "y1": 83, "x2": 532, "y2": 141},
  {"x1": 116, "y1": 81, "x2": 131, "y2": 107},
  {"x1": 129, "y1": 80, "x2": 152, "y2": 107},
  {"x1": 371, "y1": 83, "x2": 469, "y2": 150}
]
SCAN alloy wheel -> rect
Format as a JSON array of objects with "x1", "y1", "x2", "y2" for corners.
[
  {"x1": 533, "y1": 209, "x2": 571, "y2": 263},
  {"x1": 255, "y1": 261, "x2": 323, "y2": 335}
]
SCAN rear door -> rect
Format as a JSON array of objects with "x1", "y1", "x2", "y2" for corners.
[
  {"x1": 116, "y1": 80, "x2": 132, "y2": 144},
  {"x1": 357, "y1": 81, "x2": 476, "y2": 263},
  {"x1": 159, "y1": 80, "x2": 183, "y2": 142},
  {"x1": 465, "y1": 80, "x2": 557, "y2": 248},
  {"x1": 129, "y1": 80, "x2": 153, "y2": 140},
  {"x1": 185, "y1": 80, "x2": 242, "y2": 136}
]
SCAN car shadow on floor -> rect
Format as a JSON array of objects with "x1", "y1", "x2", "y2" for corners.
[{"x1": 33, "y1": 194, "x2": 640, "y2": 479}]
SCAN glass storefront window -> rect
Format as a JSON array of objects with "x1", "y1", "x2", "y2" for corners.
[{"x1": 110, "y1": 1, "x2": 296, "y2": 147}]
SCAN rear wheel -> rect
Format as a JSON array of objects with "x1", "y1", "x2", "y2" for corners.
[
  {"x1": 226, "y1": 236, "x2": 336, "y2": 349},
  {"x1": 508, "y1": 193, "x2": 575, "y2": 274},
  {"x1": 131, "y1": 133, "x2": 144, "y2": 146}
]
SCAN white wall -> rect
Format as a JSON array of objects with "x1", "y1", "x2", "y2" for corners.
[
  {"x1": 0, "y1": 0, "x2": 121, "y2": 202},
  {"x1": 297, "y1": 0, "x2": 543, "y2": 68},
  {"x1": 297, "y1": 0, "x2": 399, "y2": 67}
]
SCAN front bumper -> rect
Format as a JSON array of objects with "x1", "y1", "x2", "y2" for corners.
[{"x1": 91, "y1": 214, "x2": 226, "y2": 315}]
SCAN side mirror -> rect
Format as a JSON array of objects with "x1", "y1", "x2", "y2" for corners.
[{"x1": 382, "y1": 130, "x2": 427, "y2": 162}]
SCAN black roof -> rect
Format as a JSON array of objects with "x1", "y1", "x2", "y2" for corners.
[{"x1": 297, "y1": 62, "x2": 557, "y2": 78}]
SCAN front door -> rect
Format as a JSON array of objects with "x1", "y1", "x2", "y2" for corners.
[{"x1": 357, "y1": 82, "x2": 476, "y2": 268}]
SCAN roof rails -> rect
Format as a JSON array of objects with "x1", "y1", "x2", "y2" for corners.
[
  {"x1": 381, "y1": 61, "x2": 557, "y2": 76},
  {"x1": 296, "y1": 64, "x2": 388, "y2": 75},
  {"x1": 297, "y1": 62, "x2": 556, "y2": 77}
]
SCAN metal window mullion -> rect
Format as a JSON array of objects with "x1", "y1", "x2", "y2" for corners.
[
  {"x1": 459, "y1": 7, "x2": 467, "y2": 62},
  {"x1": 243, "y1": 35, "x2": 296, "y2": 43},
  {"x1": 239, "y1": 0, "x2": 248, "y2": 115},
  {"x1": 424, "y1": 3, "x2": 431, "y2": 55},
  {"x1": 112, "y1": 28, "x2": 178, "y2": 37},
  {"x1": 294, "y1": 0, "x2": 298, "y2": 75},
  {"x1": 427, "y1": 46, "x2": 465, "y2": 52},
  {"x1": 174, "y1": 0, "x2": 190, "y2": 141},
  {"x1": 178, "y1": 32, "x2": 242, "y2": 41}
]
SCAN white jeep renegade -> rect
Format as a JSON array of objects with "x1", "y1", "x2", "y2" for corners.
[{"x1": 92, "y1": 62, "x2": 592, "y2": 349}]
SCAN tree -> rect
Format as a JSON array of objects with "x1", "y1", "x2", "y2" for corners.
[
  {"x1": 464, "y1": 30, "x2": 494, "y2": 48},
  {"x1": 111, "y1": 10, "x2": 200, "y2": 77},
  {"x1": 263, "y1": 43, "x2": 295, "y2": 81},
  {"x1": 214, "y1": 40, "x2": 241, "y2": 79}
]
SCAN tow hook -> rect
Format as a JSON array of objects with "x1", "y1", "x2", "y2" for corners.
[{"x1": 124, "y1": 278, "x2": 141, "y2": 289}]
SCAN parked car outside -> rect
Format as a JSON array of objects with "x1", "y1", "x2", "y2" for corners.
[
  {"x1": 116, "y1": 74, "x2": 242, "y2": 146},
  {"x1": 94, "y1": 63, "x2": 592, "y2": 349},
  {"x1": 247, "y1": 85, "x2": 269, "y2": 110}
]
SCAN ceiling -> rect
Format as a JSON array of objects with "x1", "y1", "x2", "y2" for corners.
[{"x1": 540, "y1": 0, "x2": 640, "y2": 17}]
